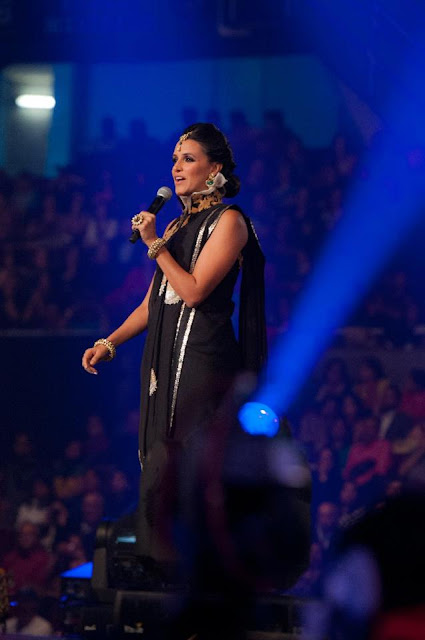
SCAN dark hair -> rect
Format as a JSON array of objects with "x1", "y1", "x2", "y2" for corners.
[{"x1": 182, "y1": 122, "x2": 240, "y2": 198}]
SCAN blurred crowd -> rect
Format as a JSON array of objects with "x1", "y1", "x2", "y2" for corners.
[
  {"x1": 290, "y1": 355, "x2": 425, "y2": 599},
  {"x1": 0, "y1": 354, "x2": 424, "y2": 632},
  {"x1": 0, "y1": 409, "x2": 141, "y2": 634},
  {"x1": 1, "y1": 109, "x2": 424, "y2": 347}
]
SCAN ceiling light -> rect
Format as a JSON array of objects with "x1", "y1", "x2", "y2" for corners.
[{"x1": 15, "y1": 95, "x2": 56, "y2": 109}]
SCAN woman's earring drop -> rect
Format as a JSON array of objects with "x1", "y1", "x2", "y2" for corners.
[{"x1": 206, "y1": 172, "x2": 215, "y2": 187}]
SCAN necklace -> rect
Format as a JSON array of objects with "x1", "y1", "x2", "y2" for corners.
[{"x1": 164, "y1": 189, "x2": 224, "y2": 242}]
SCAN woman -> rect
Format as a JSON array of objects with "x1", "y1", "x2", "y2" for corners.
[{"x1": 81, "y1": 122, "x2": 267, "y2": 565}]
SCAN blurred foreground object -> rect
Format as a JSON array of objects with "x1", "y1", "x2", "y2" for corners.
[{"x1": 302, "y1": 490, "x2": 425, "y2": 640}]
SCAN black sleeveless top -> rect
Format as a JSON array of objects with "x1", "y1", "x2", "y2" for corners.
[{"x1": 138, "y1": 203, "x2": 266, "y2": 461}]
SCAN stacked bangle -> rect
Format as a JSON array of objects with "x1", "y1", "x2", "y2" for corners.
[
  {"x1": 147, "y1": 237, "x2": 167, "y2": 260},
  {"x1": 93, "y1": 338, "x2": 116, "y2": 361}
]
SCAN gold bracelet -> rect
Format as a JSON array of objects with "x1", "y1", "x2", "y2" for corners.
[
  {"x1": 93, "y1": 338, "x2": 116, "y2": 361},
  {"x1": 147, "y1": 237, "x2": 167, "y2": 260}
]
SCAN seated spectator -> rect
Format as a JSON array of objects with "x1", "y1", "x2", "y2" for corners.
[
  {"x1": 401, "y1": 368, "x2": 425, "y2": 422},
  {"x1": 83, "y1": 414, "x2": 111, "y2": 468},
  {"x1": 379, "y1": 384, "x2": 412, "y2": 442},
  {"x1": 77, "y1": 491, "x2": 105, "y2": 559},
  {"x1": 341, "y1": 392, "x2": 367, "y2": 435},
  {"x1": 52, "y1": 532, "x2": 88, "y2": 584},
  {"x1": 311, "y1": 448, "x2": 342, "y2": 517},
  {"x1": 4, "y1": 433, "x2": 41, "y2": 520},
  {"x1": 297, "y1": 408, "x2": 328, "y2": 468},
  {"x1": 105, "y1": 468, "x2": 138, "y2": 520},
  {"x1": 2, "y1": 522, "x2": 52, "y2": 596},
  {"x1": 395, "y1": 422, "x2": 425, "y2": 490},
  {"x1": 5, "y1": 587, "x2": 52, "y2": 637},
  {"x1": 52, "y1": 439, "x2": 86, "y2": 503},
  {"x1": 329, "y1": 417, "x2": 351, "y2": 470},
  {"x1": 315, "y1": 357, "x2": 350, "y2": 404},
  {"x1": 318, "y1": 396, "x2": 342, "y2": 435},
  {"x1": 83, "y1": 469, "x2": 103, "y2": 495},
  {"x1": 343, "y1": 416, "x2": 393, "y2": 505},
  {"x1": 15, "y1": 476, "x2": 53, "y2": 535},
  {"x1": 313, "y1": 501, "x2": 340, "y2": 564},
  {"x1": 380, "y1": 270, "x2": 417, "y2": 348},
  {"x1": 353, "y1": 357, "x2": 390, "y2": 415},
  {"x1": 339, "y1": 482, "x2": 365, "y2": 530},
  {"x1": 22, "y1": 272, "x2": 63, "y2": 329},
  {"x1": 42, "y1": 500, "x2": 73, "y2": 553}
]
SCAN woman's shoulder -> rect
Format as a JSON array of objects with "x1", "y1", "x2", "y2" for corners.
[
  {"x1": 214, "y1": 205, "x2": 249, "y2": 238},
  {"x1": 221, "y1": 202, "x2": 245, "y2": 215}
]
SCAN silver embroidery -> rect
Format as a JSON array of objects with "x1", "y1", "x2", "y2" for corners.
[
  {"x1": 174, "y1": 302, "x2": 186, "y2": 342},
  {"x1": 249, "y1": 218, "x2": 261, "y2": 245},
  {"x1": 207, "y1": 209, "x2": 227, "y2": 236},
  {"x1": 168, "y1": 206, "x2": 226, "y2": 434},
  {"x1": 165, "y1": 282, "x2": 182, "y2": 305},
  {"x1": 169, "y1": 307, "x2": 196, "y2": 431},
  {"x1": 190, "y1": 208, "x2": 223, "y2": 273},
  {"x1": 168, "y1": 302, "x2": 186, "y2": 433},
  {"x1": 159, "y1": 274, "x2": 167, "y2": 296},
  {"x1": 149, "y1": 368, "x2": 158, "y2": 396}
]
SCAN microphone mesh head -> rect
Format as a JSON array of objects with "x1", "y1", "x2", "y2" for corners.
[{"x1": 157, "y1": 186, "x2": 173, "y2": 201}]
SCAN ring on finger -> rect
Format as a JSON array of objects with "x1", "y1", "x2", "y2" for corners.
[{"x1": 132, "y1": 213, "x2": 144, "y2": 225}]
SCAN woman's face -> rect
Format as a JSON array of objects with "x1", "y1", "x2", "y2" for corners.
[{"x1": 172, "y1": 139, "x2": 220, "y2": 197}]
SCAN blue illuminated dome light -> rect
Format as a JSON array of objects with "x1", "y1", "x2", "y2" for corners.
[{"x1": 238, "y1": 402, "x2": 280, "y2": 437}]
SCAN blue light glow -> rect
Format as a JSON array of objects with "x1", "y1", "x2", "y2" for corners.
[
  {"x1": 238, "y1": 402, "x2": 280, "y2": 437},
  {"x1": 61, "y1": 562, "x2": 93, "y2": 579},
  {"x1": 253, "y1": 27, "x2": 425, "y2": 418}
]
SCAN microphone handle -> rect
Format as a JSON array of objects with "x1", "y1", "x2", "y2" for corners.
[{"x1": 129, "y1": 195, "x2": 166, "y2": 244}]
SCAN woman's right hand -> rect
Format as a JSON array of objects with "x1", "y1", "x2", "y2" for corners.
[{"x1": 81, "y1": 344, "x2": 110, "y2": 375}]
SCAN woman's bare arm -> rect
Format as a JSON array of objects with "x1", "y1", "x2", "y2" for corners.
[
  {"x1": 154, "y1": 209, "x2": 247, "y2": 308},
  {"x1": 82, "y1": 275, "x2": 154, "y2": 374}
]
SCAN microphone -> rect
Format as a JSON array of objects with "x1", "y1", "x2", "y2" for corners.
[{"x1": 129, "y1": 186, "x2": 173, "y2": 243}]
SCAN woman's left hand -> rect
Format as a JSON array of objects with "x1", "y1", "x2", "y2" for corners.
[{"x1": 131, "y1": 211, "x2": 158, "y2": 246}]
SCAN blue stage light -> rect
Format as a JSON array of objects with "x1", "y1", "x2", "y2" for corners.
[
  {"x1": 252, "y1": 21, "x2": 425, "y2": 420},
  {"x1": 238, "y1": 402, "x2": 280, "y2": 437},
  {"x1": 61, "y1": 561, "x2": 93, "y2": 579}
]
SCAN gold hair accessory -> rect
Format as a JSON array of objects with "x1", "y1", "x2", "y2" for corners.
[
  {"x1": 147, "y1": 237, "x2": 167, "y2": 260},
  {"x1": 178, "y1": 132, "x2": 191, "y2": 150},
  {"x1": 131, "y1": 213, "x2": 144, "y2": 225},
  {"x1": 93, "y1": 338, "x2": 116, "y2": 361}
]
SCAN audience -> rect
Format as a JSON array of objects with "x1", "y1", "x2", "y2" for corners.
[{"x1": 0, "y1": 113, "x2": 423, "y2": 344}]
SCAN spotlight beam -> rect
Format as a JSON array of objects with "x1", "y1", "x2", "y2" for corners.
[{"x1": 253, "y1": 45, "x2": 425, "y2": 418}]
